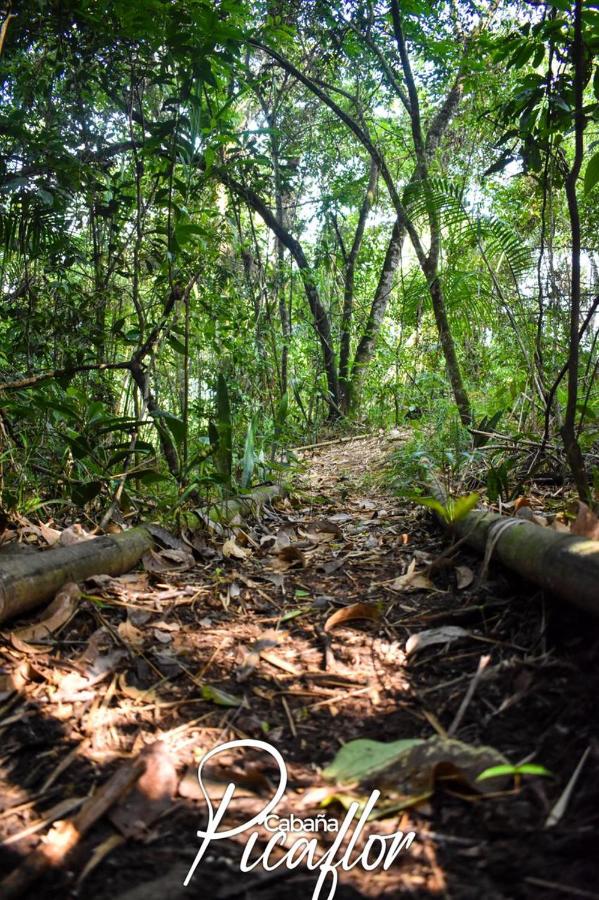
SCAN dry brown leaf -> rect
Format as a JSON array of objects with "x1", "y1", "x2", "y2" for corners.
[
  {"x1": 117, "y1": 619, "x2": 145, "y2": 647},
  {"x1": 9, "y1": 634, "x2": 47, "y2": 654},
  {"x1": 142, "y1": 547, "x2": 194, "y2": 572},
  {"x1": 271, "y1": 545, "x2": 306, "y2": 571},
  {"x1": 391, "y1": 558, "x2": 435, "y2": 592},
  {"x1": 117, "y1": 674, "x2": 160, "y2": 705},
  {"x1": 59, "y1": 524, "x2": 95, "y2": 546},
  {"x1": 38, "y1": 522, "x2": 62, "y2": 546},
  {"x1": 570, "y1": 501, "x2": 599, "y2": 541},
  {"x1": 324, "y1": 602, "x2": 380, "y2": 633},
  {"x1": 222, "y1": 538, "x2": 251, "y2": 560},
  {"x1": 406, "y1": 625, "x2": 470, "y2": 657},
  {"x1": 0, "y1": 660, "x2": 32, "y2": 699},
  {"x1": 153, "y1": 629, "x2": 173, "y2": 644},
  {"x1": 300, "y1": 519, "x2": 343, "y2": 543},
  {"x1": 455, "y1": 565, "x2": 475, "y2": 590},
  {"x1": 514, "y1": 496, "x2": 532, "y2": 511},
  {"x1": 12, "y1": 582, "x2": 80, "y2": 643}
]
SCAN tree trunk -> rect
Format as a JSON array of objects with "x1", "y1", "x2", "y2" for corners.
[
  {"x1": 427, "y1": 271, "x2": 471, "y2": 425},
  {"x1": 560, "y1": 0, "x2": 589, "y2": 501},
  {"x1": 214, "y1": 166, "x2": 341, "y2": 413},
  {"x1": 0, "y1": 528, "x2": 153, "y2": 624},
  {"x1": 350, "y1": 216, "x2": 404, "y2": 409},
  {"x1": 130, "y1": 361, "x2": 180, "y2": 478},
  {"x1": 339, "y1": 159, "x2": 378, "y2": 412}
]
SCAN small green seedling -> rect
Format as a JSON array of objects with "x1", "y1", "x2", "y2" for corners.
[
  {"x1": 415, "y1": 492, "x2": 479, "y2": 525},
  {"x1": 476, "y1": 763, "x2": 552, "y2": 786}
]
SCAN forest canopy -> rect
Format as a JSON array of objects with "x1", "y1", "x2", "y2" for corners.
[{"x1": 0, "y1": 0, "x2": 598, "y2": 517}]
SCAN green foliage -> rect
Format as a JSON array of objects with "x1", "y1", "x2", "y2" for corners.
[
  {"x1": 0, "y1": 0, "x2": 597, "y2": 518},
  {"x1": 415, "y1": 492, "x2": 480, "y2": 525},
  {"x1": 476, "y1": 763, "x2": 552, "y2": 782}
]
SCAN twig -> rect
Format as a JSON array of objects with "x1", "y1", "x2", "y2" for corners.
[
  {"x1": 545, "y1": 744, "x2": 591, "y2": 828},
  {"x1": 0, "y1": 746, "x2": 152, "y2": 899},
  {"x1": 447, "y1": 654, "x2": 491, "y2": 736}
]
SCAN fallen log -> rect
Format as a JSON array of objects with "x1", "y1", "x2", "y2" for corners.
[
  {"x1": 292, "y1": 433, "x2": 372, "y2": 452},
  {"x1": 428, "y1": 483, "x2": 599, "y2": 616},
  {"x1": 194, "y1": 483, "x2": 286, "y2": 525},
  {"x1": 0, "y1": 527, "x2": 153, "y2": 625}
]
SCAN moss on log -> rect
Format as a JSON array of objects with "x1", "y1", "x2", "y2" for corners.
[
  {"x1": 0, "y1": 527, "x2": 153, "y2": 625},
  {"x1": 449, "y1": 508, "x2": 599, "y2": 615},
  {"x1": 427, "y1": 473, "x2": 599, "y2": 616}
]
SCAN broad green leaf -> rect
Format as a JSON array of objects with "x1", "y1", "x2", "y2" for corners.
[
  {"x1": 584, "y1": 151, "x2": 599, "y2": 194},
  {"x1": 323, "y1": 738, "x2": 425, "y2": 784},
  {"x1": 151, "y1": 411, "x2": 186, "y2": 448},
  {"x1": 449, "y1": 492, "x2": 479, "y2": 522},
  {"x1": 241, "y1": 417, "x2": 256, "y2": 488}
]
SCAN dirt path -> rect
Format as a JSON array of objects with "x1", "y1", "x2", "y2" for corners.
[{"x1": 0, "y1": 435, "x2": 598, "y2": 899}]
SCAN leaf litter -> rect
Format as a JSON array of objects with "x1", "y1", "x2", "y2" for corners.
[{"x1": 0, "y1": 433, "x2": 598, "y2": 899}]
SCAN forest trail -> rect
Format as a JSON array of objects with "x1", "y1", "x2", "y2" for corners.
[{"x1": 0, "y1": 434, "x2": 598, "y2": 900}]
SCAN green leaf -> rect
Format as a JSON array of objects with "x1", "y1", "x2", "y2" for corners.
[
  {"x1": 323, "y1": 738, "x2": 425, "y2": 784},
  {"x1": 477, "y1": 763, "x2": 552, "y2": 781},
  {"x1": 449, "y1": 492, "x2": 479, "y2": 522},
  {"x1": 168, "y1": 334, "x2": 186, "y2": 355},
  {"x1": 241, "y1": 417, "x2": 256, "y2": 489},
  {"x1": 201, "y1": 684, "x2": 243, "y2": 707},
  {"x1": 151, "y1": 411, "x2": 186, "y2": 448},
  {"x1": 584, "y1": 151, "x2": 599, "y2": 194},
  {"x1": 71, "y1": 480, "x2": 102, "y2": 505}
]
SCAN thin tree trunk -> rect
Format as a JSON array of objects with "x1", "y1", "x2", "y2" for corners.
[
  {"x1": 213, "y1": 166, "x2": 341, "y2": 413},
  {"x1": 391, "y1": 0, "x2": 471, "y2": 424},
  {"x1": 426, "y1": 270, "x2": 471, "y2": 425},
  {"x1": 350, "y1": 216, "x2": 404, "y2": 407},
  {"x1": 349, "y1": 73, "x2": 465, "y2": 409},
  {"x1": 560, "y1": 0, "x2": 589, "y2": 500},
  {"x1": 339, "y1": 159, "x2": 378, "y2": 412}
]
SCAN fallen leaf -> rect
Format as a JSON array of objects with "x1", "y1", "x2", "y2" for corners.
[
  {"x1": 406, "y1": 625, "x2": 470, "y2": 657},
  {"x1": 391, "y1": 558, "x2": 435, "y2": 592},
  {"x1": 324, "y1": 602, "x2": 381, "y2": 633},
  {"x1": 59, "y1": 524, "x2": 95, "y2": 545},
  {"x1": 201, "y1": 684, "x2": 243, "y2": 707},
  {"x1": 144, "y1": 525, "x2": 187, "y2": 552},
  {"x1": 271, "y1": 545, "x2": 306, "y2": 571},
  {"x1": 455, "y1": 565, "x2": 474, "y2": 590},
  {"x1": 142, "y1": 548, "x2": 194, "y2": 572},
  {"x1": 324, "y1": 736, "x2": 510, "y2": 812},
  {"x1": 570, "y1": 501, "x2": 599, "y2": 541},
  {"x1": 514, "y1": 496, "x2": 532, "y2": 511},
  {"x1": 0, "y1": 660, "x2": 32, "y2": 699},
  {"x1": 12, "y1": 583, "x2": 80, "y2": 642},
  {"x1": 323, "y1": 737, "x2": 424, "y2": 783},
  {"x1": 117, "y1": 620, "x2": 145, "y2": 647},
  {"x1": 222, "y1": 538, "x2": 251, "y2": 560},
  {"x1": 39, "y1": 523, "x2": 62, "y2": 546}
]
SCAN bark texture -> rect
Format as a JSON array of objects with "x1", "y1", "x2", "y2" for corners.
[{"x1": 0, "y1": 527, "x2": 153, "y2": 624}]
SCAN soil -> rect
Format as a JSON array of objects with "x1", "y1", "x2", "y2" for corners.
[{"x1": 0, "y1": 434, "x2": 598, "y2": 900}]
